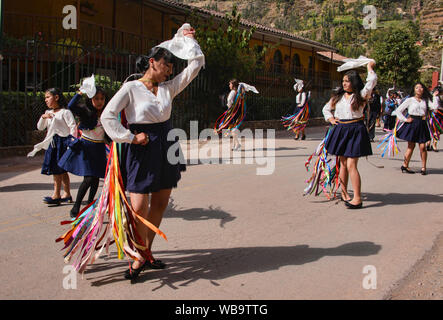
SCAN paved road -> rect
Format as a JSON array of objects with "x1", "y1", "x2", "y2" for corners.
[{"x1": 0, "y1": 126, "x2": 442, "y2": 300}]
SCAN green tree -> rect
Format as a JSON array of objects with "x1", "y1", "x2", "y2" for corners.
[
  {"x1": 372, "y1": 26, "x2": 422, "y2": 88},
  {"x1": 190, "y1": 6, "x2": 267, "y2": 93}
]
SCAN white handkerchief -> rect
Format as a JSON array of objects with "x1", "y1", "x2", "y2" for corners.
[
  {"x1": 79, "y1": 74, "x2": 96, "y2": 98},
  {"x1": 337, "y1": 56, "x2": 375, "y2": 72},
  {"x1": 239, "y1": 82, "x2": 259, "y2": 94},
  {"x1": 293, "y1": 78, "x2": 304, "y2": 91},
  {"x1": 156, "y1": 23, "x2": 205, "y2": 65}
]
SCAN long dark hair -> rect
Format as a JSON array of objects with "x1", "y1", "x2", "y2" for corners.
[
  {"x1": 135, "y1": 47, "x2": 176, "y2": 73},
  {"x1": 78, "y1": 86, "x2": 108, "y2": 130},
  {"x1": 229, "y1": 78, "x2": 239, "y2": 90},
  {"x1": 45, "y1": 88, "x2": 68, "y2": 108},
  {"x1": 330, "y1": 70, "x2": 366, "y2": 112},
  {"x1": 409, "y1": 82, "x2": 432, "y2": 102}
]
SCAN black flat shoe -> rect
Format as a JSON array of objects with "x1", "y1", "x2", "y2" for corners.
[
  {"x1": 147, "y1": 259, "x2": 166, "y2": 269},
  {"x1": 301, "y1": 135, "x2": 306, "y2": 140},
  {"x1": 345, "y1": 201, "x2": 363, "y2": 209},
  {"x1": 61, "y1": 196, "x2": 73, "y2": 203},
  {"x1": 124, "y1": 260, "x2": 147, "y2": 281},
  {"x1": 401, "y1": 166, "x2": 415, "y2": 174},
  {"x1": 44, "y1": 197, "x2": 61, "y2": 205}
]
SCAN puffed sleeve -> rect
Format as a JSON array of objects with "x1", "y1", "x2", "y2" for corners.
[
  {"x1": 360, "y1": 70, "x2": 378, "y2": 99},
  {"x1": 37, "y1": 112, "x2": 50, "y2": 130},
  {"x1": 322, "y1": 99, "x2": 334, "y2": 121},
  {"x1": 393, "y1": 98, "x2": 411, "y2": 122},
  {"x1": 63, "y1": 109, "x2": 78, "y2": 136},
  {"x1": 429, "y1": 96, "x2": 439, "y2": 111},
  {"x1": 100, "y1": 83, "x2": 134, "y2": 143}
]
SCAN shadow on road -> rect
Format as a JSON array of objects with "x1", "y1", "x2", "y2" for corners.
[
  {"x1": 0, "y1": 182, "x2": 82, "y2": 192},
  {"x1": 363, "y1": 192, "x2": 443, "y2": 208},
  {"x1": 86, "y1": 241, "x2": 381, "y2": 288},
  {"x1": 164, "y1": 199, "x2": 235, "y2": 228}
]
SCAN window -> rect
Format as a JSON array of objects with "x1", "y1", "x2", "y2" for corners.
[{"x1": 273, "y1": 50, "x2": 283, "y2": 74}]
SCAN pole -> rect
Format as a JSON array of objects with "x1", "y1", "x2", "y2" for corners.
[{"x1": 440, "y1": 47, "x2": 443, "y2": 84}]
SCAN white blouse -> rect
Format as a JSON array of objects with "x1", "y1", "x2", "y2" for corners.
[
  {"x1": 101, "y1": 56, "x2": 205, "y2": 143},
  {"x1": 296, "y1": 92, "x2": 310, "y2": 107},
  {"x1": 81, "y1": 118, "x2": 105, "y2": 141},
  {"x1": 227, "y1": 90, "x2": 236, "y2": 108},
  {"x1": 27, "y1": 109, "x2": 77, "y2": 157},
  {"x1": 393, "y1": 96, "x2": 439, "y2": 122},
  {"x1": 322, "y1": 70, "x2": 377, "y2": 121}
]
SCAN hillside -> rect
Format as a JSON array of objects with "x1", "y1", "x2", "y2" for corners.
[{"x1": 180, "y1": 0, "x2": 443, "y2": 71}]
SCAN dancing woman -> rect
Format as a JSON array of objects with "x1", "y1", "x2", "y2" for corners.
[
  {"x1": 283, "y1": 79, "x2": 310, "y2": 140},
  {"x1": 426, "y1": 87, "x2": 442, "y2": 152},
  {"x1": 226, "y1": 79, "x2": 242, "y2": 150},
  {"x1": 100, "y1": 25, "x2": 204, "y2": 280},
  {"x1": 322, "y1": 61, "x2": 377, "y2": 209},
  {"x1": 393, "y1": 82, "x2": 439, "y2": 175}
]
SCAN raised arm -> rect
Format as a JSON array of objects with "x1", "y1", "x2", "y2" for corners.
[
  {"x1": 68, "y1": 92, "x2": 93, "y2": 119},
  {"x1": 164, "y1": 29, "x2": 205, "y2": 99},
  {"x1": 430, "y1": 93, "x2": 440, "y2": 111},
  {"x1": 360, "y1": 61, "x2": 377, "y2": 99}
]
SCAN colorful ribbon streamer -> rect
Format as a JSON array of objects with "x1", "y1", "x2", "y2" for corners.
[
  {"x1": 214, "y1": 89, "x2": 246, "y2": 134},
  {"x1": 281, "y1": 101, "x2": 310, "y2": 134},
  {"x1": 56, "y1": 142, "x2": 167, "y2": 274},
  {"x1": 304, "y1": 127, "x2": 340, "y2": 199}
]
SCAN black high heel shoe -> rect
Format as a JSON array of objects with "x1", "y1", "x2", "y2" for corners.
[
  {"x1": 401, "y1": 166, "x2": 415, "y2": 174},
  {"x1": 421, "y1": 168, "x2": 427, "y2": 175}
]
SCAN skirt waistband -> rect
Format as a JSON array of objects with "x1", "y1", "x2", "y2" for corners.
[
  {"x1": 337, "y1": 117, "x2": 365, "y2": 124},
  {"x1": 410, "y1": 115, "x2": 426, "y2": 120},
  {"x1": 129, "y1": 120, "x2": 171, "y2": 133},
  {"x1": 80, "y1": 135, "x2": 104, "y2": 143}
]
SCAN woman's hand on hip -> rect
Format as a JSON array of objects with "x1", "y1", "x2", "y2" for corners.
[{"x1": 132, "y1": 132, "x2": 149, "y2": 145}]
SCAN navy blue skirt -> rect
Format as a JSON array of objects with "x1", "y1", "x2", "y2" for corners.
[
  {"x1": 58, "y1": 136, "x2": 107, "y2": 178},
  {"x1": 396, "y1": 116, "x2": 431, "y2": 143},
  {"x1": 325, "y1": 120, "x2": 372, "y2": 158},
  {"x1": 41, "y1": 134, "x2": 71, "y2": 175},
  {"x1": 120, "y1": 120, "x2": 186, "y2": 194}
]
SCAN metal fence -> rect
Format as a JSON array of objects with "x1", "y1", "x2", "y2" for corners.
[{"x1": 0, "y1": 37, "x2": 336, "y2": 147}]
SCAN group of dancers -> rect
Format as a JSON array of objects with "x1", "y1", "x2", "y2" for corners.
[
  {"x1": 295, "y1": 60, "x2": 441, "y2": 209},
  {"x1": 28, "y1": 23, "x2": 442, "y2": 282}
]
